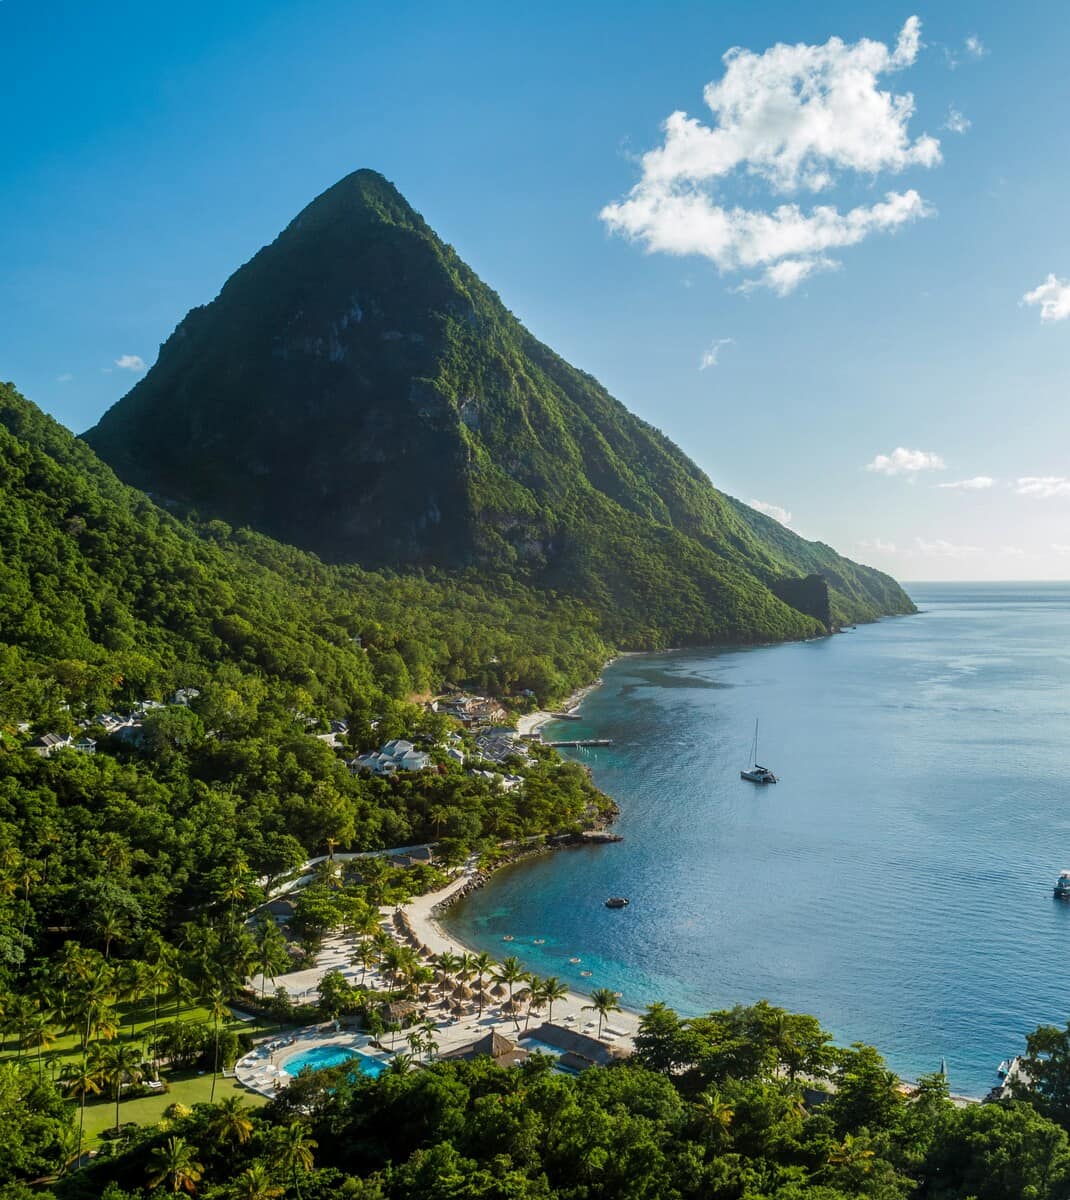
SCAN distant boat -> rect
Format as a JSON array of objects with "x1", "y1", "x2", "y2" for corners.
[
  {"x1": 605, "y1": 896, "x2": 629, "y2": 909},
  {"x1": 1054, "y1": 871, "x2": 1070, "y2": 900},
  {"x1": 740, "y1": 718, "x2": 778, "y2": 784}
]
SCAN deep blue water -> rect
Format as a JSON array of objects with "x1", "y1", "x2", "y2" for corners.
[{"x1": 444, "y1": 583, "x2": 1070, "y2": 1096}]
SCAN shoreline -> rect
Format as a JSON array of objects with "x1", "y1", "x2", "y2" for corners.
[
  {"x1": 396, "y1": 863, "x2": 641, "y2": 1048},
  {"x1": 516, "y1": 669, "x2": 614, "y2": 737}
]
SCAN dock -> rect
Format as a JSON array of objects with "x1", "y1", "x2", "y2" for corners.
[
  {"x1": 546, "y1": 738, "x2": 613, "y2": 748},
  {"x1": 549, "y1": 712, "x2": 582, "y2": 720}
]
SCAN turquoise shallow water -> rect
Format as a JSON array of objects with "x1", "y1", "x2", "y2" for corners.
[
  {"x1": 444, "y1": 583, "x2": 1070, "y2": 1097},
  {"x1": 284, "y1": 1045, "x2": 386, "y2": 1078}
]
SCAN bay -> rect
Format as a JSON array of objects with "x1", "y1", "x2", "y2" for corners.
[{"x1": 443, "y1": 582, "x2": 1070, "y2": 1096}]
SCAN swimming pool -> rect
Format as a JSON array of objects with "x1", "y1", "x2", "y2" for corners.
[
  {"x1": 283, "y1": 1044, "x2": 387, "y2": 1079},
  {"x1": 521, "y1": 1038, "x2": 564, "y2": 1058}
]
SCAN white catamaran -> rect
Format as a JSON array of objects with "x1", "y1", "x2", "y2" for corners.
[{"x1": 740, "y1": 718, "x2": 778, "y2": 784}]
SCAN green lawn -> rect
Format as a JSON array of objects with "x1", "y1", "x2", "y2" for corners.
[
  {"x1": 82, "y1": 1069, "x2": 268, "y2": 1143},
  {"x1": 2, "y1": 996, "x2": 283, "y2": 1147}
]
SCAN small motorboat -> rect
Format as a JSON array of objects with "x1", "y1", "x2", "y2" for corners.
[
  {"x1": 998, "y1": 1059, "x2": 1011, "y2": 1078},
  {"x1": 605, "y1": 896, "x2": 629, "y2": 909},
  {"x1": 1055, "y1": 871, "x2": 1070, "y2": 900}
]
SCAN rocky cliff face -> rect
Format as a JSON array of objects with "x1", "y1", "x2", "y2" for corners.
[{"x1": 85, "y1": 169, "x2": 915, "y2": 646}]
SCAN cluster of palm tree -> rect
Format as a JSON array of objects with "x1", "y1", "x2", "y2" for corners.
[
  {"x1": 0, "y1": 933, "x2": 259, "y2": 1166},
  {"x1": 145, "y1": 1115, "x2": 318, "y2": 1199}
]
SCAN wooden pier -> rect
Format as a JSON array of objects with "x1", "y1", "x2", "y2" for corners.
[{"x1": 546, "y1": 738, "x2": 613, "y2": 748}]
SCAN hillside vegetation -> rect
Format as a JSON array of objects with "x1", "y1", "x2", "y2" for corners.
[{"x1": 85, "y1": 170, "x2": 914, "y2": 646}]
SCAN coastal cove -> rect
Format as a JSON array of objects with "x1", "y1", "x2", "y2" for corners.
[{"x1": 444, "y1": 582, "x2": 1070, "y2": 1098}]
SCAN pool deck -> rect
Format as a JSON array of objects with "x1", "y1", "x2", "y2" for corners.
[{"x1": 235, "y1": 1026, "x2": 393, "y2": 1097}]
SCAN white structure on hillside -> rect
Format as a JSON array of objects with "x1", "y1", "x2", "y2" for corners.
[{"x1": 352, "y1": 738, "x2": 432, "y2": 776}]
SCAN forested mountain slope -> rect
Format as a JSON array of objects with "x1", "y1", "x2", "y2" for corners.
[
  {"x1": 0, "y1": 380, "x2": 606, "y2": 718},
  {"x1": 84, "y1": 170, "x2": 914, "y2": 645}
]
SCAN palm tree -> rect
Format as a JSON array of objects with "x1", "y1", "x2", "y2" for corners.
[
  {"x1": 61, "y1": 1059, "x2": 103, "y2": 1163},
  {"x1": 493, "y1": 956, "x2": 527, "y2": 1020},
  {"x1": 101, "y1": 1040, "x2": 144, "y2": 1133},
  {"x1": 270, "y1": 1122, "x2": 317, "y2": 1200},
  {"x1": 25, "y1": 1010, "x2": 56, "y2": 1077},
  {"x1": 69, "y1": 974, "x2": 115, "y2": 1058},
  {"x1": 94, "y1": 909, "x2": 126, "y2": 959},
  {"x1": 146, "y1": 1135, "x2": 204, "y2": 1195},
  {"x1": 826, "y1": 1133, "x2": 876, "y2": 1175},
  {"x1": 144, "y1": 959, "x2": 171, "y2": 1066},
  {"x1": 252, "y1": 921, "x2": 289, "y2": 1000},
  {"x1": 7, "y1": 993, "x2": 36, "y2": 1064},
  {"x1": 207, "y1": 1094, "x2": 254, "y2": 1146},
  {"x1": 434, "y1": 951, "x2": 461, "y2": 999},
  {"x1": 693, "y1": 1089, "x2": 734, "y2": 1147},
  {"x1": 117, "y1": 959, "x2": 150, "y2": 1041},
  {"x1": 538, "y1": 977, "x2": 568, "y2": 1025},
  {"x1": 524, "y1": 979, "x2": 545, "y2": 1031},
  {"x1": 582, "y1": 988, "x2": 622, "y2": 1039},
  {"x1": 471, "y1": 952, "x2": 494, "y2": 1015},
  {"x1": 230, "y1": 1161, "x2": 284, "y2": 1200},
  {"x1": 388, "y1": 1051, "x2": 415, "y2": 1075},
  {"x1": 206, "y1": 987, "x2": 230, "y2": 1103},
  {"x1": 350, "y1": 939, "x2": 378, "y2": 987}
]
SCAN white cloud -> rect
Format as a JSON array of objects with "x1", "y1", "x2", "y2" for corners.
[
  {"x1": 699, "y1": 337, "x2": 734, "y2": 369},
  {"x1": 858, "y1": 537, "x2": 897, "y2": 554},
  {"x1": 915, "y1": 536, "x2": 980, "y2": 558},
  {"x1": 937, "y1": 475, "x2": 994, "y2": 490},
  {"x1": 1051, "y1": 544, "x2": 1070, "y2": 555},
  {"x1": 749, "y1": 498, "x2": 792, "y2": 524},
  {"x1": 56, "y1": 372, "x2": 73, "y2": 383},
  {"x1": 946, "y1": 35, "x2": 987, "y2": 69},
  {"x1": 1001, "y1": 546, "x2": 1025, "y2": 557},
  {"x1": 942, "y1": 108, "x2": 971, "y2": 134},
  {"x1": 866, "y1": 447, "x2": 946, "y2": 476},
  {"x1": 1016, "y1": 476, "x2": 1070, "y2": 498},
  {"x1": 601, "y1": 17, "x2": 939, "y2": 295},
  {"x1": 115, "y1": 354, "x2": 146, "y2": 372},
  {"x1": 1022, "y1": 275, "x2": 1070, "y2": 322}
]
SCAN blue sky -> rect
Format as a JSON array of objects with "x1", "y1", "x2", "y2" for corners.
[{"x1": 2, "y1": 0, "x2": 1069, "y2": 580}]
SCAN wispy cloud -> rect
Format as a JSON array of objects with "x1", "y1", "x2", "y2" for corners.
[
  {"x1": 699, "y1": 337, "x2": 734, "y2": 369},
  {"x1": 600, "y1": 17, "x2": 939, "y2": 295},
  {"x1": 858, "y1": 537, "x2": 897, "y2": 554},
  {"x1": 56, "y1": 372, "x2": 74, "y2": 384},
  {"x1": 115, "y1": 354, "x2": 147, "y2": 372},
  {"x1": 1022, "y1": 275, "x2": 1070, "y2": 322},
  {"x1": 937, "y1": 475, "x2": 993, "y2": 490},
  {"x1": 965, "y1": 34, "x2": 987, "y2": 60},
  {"x1": 942, "y1": 108, "x2": 971, "y2": 134},
  {"x1": 866, "y1": 447, "x2": 946, "y2": 476},
  {"x1": 915, "y1": 536, "x2": 980, "y2": 558},
  {"x1": 749, "y1": 498, "x2": 792, "y2": 525},
  {"x1": 946, "y1": 34, "x2": 987, "y2": 69},
  {"x1": 1016, "y1": 476, "x2": 1070, "y2": 498}
]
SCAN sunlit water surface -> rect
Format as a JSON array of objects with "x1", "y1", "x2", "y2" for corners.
[{"x1": 445, "y1": 583, "x2": 1070, "y2": 1096}]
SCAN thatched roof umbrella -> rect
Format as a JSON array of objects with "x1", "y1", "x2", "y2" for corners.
[
  {"x1": 449, "y1": 1000, "x2": 466, "y2": 1018},
  {"x1": 514, "y1": 987, "x2": 531, "y2": 1004},
  {"x1": 418, "y1": 945, "x2": 433, "y2": 959},
  {"x1": 490, "y1": 982, "x2": 507, "y2": 999},
  {"x1": 458, "y1": 984, "x2": 475, "y2": 1001}
]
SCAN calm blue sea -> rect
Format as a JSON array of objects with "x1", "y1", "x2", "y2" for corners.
[{"x1": 444, "y1": 583, "x2": 1070, "y2": 1096}]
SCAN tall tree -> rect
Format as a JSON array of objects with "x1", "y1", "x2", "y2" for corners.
[
  {"x1": 146, "y1": 1135, "x2": 205, "y2": 1195},
  {"x1": 582, "y1": 988, "x2": 622, "y2": 1039}
]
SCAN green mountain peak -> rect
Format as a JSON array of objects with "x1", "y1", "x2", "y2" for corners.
[{"x1": 84, "y1": 172, "x2": 914, "y2": 645}]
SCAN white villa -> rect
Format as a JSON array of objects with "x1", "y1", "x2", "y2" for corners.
[{"x1": 351, "y1": 738, "x2": 432, "y2": 776}]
